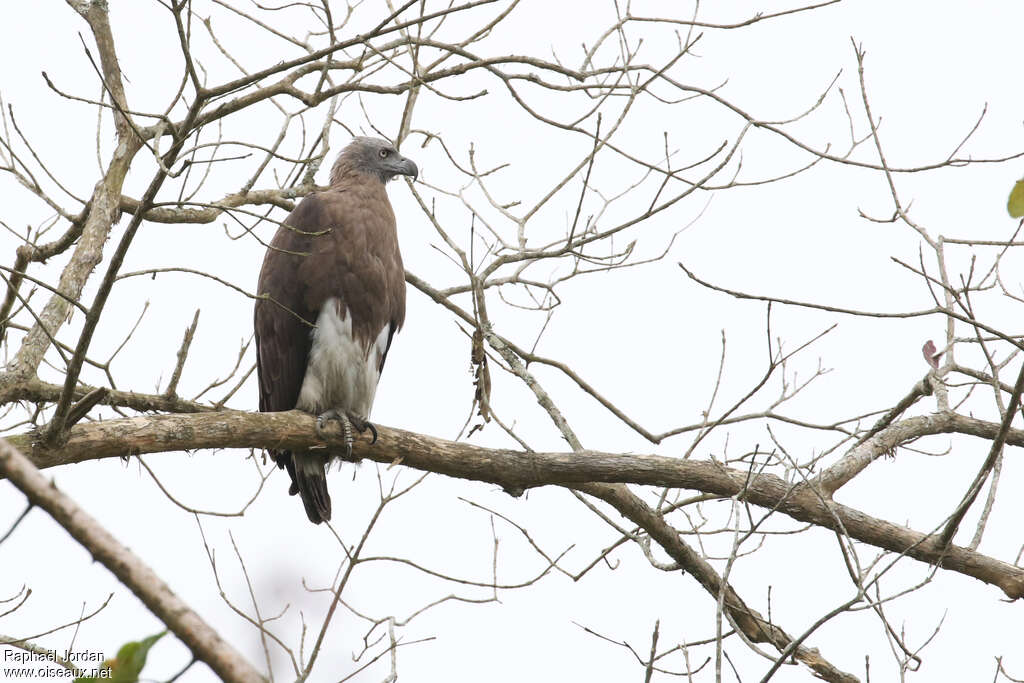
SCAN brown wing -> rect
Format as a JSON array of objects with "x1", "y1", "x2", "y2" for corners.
[
  {"x1": 254, "y1": 195, "x2": 334, "y2": 493},
  {"x1": 254, "y1": 197, "x2": 323, "y2": 416}
]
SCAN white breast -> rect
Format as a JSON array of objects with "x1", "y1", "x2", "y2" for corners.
[{"x1": 295, "y1": 298, "x2": 390, "y2": 418}]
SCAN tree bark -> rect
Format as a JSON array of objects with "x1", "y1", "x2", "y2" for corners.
[{"x1": 6, "y1": 409, "x2": 1023, "y2": 600}]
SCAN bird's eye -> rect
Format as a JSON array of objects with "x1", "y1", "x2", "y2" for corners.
[{"x1": 379, "y1": 149, "x2": 389, "y2": 158}]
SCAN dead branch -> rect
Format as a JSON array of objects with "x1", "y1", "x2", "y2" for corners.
[
  {"x1": 4, "y1": 410, "x2": 1023, "y2": 601},
  {"x1": 0, "y1": 438, "x2": 264, "y2": 683}
]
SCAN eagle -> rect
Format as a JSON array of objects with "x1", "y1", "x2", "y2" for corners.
[{"x1": 254, "y1": 137, "x2": 417, "y2": 524}]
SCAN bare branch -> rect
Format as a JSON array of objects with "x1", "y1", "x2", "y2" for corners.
[{"x1": 0, "y1": 438, "x2": 263, "y2": 682}]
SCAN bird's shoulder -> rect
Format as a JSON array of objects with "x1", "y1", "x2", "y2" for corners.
[
  {"x1": 286, "y1": 185, "x2": 397, "y2": 256},
  {"x1": 287, "y1": 189, "x2": 347, "y2": 229},
  {"x1": 297, "y1": 183, "x2": 391, "y2": 220}
]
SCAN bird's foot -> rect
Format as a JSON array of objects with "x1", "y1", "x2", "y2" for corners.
[
  {"x1": 346, "y1": 413, "x2": 378, "y2": 444},
  {"x1": 315, "y1": 409, "x2": 377, "y2": 459},
  {"x1": 316, "y1": 409, "x2": 354, "y2": 458}
]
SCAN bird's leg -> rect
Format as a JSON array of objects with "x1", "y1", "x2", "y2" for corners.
[
  {"x1": 316, "y1": 408, "x2": 355, "y2": 458},
  {"x1": 340, "y1": 417, "x2": 353, "y2": 458},
  {"x1": 315, "y1": 410, "x2": 377, "y2": 458}
]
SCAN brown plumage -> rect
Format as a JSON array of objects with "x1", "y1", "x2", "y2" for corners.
[{"x1": 254, "y1": 137, "x2": 417, "y2": 524}]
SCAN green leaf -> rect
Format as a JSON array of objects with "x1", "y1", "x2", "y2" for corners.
[
  {"x1": 1008, "y1": 178, "x2": 1024, "y2": 218},
  {"x1": 74, "y1": 631, "x2": 166, "y2": 683}
]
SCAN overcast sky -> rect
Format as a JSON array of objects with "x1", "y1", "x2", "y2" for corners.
[{"x1": 2, "y1": 1, "x2": 1023, "y2": 682}]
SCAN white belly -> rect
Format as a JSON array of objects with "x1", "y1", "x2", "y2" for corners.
[{"x1": 295, "y1": 298, "x2": 389, "y2": 418}]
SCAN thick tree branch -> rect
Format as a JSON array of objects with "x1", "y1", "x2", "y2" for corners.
[
  {"x1": 118, "y1": 186, "x2": 316, "y2": 224},
  {"x1": 7, "y1": 377, "x2": 214, "y2": 414},
  {"x1": 67, "y1": 0, "x2": 132, "y2": 138},
  {"x1": 813, "y1": 411, "x2": 1024, "y2": 496},
  {"x1": 0, "y1": 438, "x2": 264, "y2": 683},
  {"x1": 5, "y1": 410, "x2": 1023, "y2": 600}
]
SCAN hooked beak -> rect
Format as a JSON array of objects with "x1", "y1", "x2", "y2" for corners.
[{"x1": 397, "y1": 155, "x2": 418, "y2": 181}]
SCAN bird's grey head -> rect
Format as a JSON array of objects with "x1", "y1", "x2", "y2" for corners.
[{"x1": 330, "y1": 137, "x2": 418, "y2": 186}]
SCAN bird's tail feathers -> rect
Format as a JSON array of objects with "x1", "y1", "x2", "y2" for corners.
[{"x1": 292, "y1": 452, "x2": 332, "y2": 524}]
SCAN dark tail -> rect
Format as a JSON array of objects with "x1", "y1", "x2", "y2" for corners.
[{"x1": 291, "y1": 452, "x2": 332, "y2": 524}]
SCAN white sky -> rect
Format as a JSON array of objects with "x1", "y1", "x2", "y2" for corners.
[{"x1": 2, "y1": 1, "x2": 1023, "y2": 682}]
